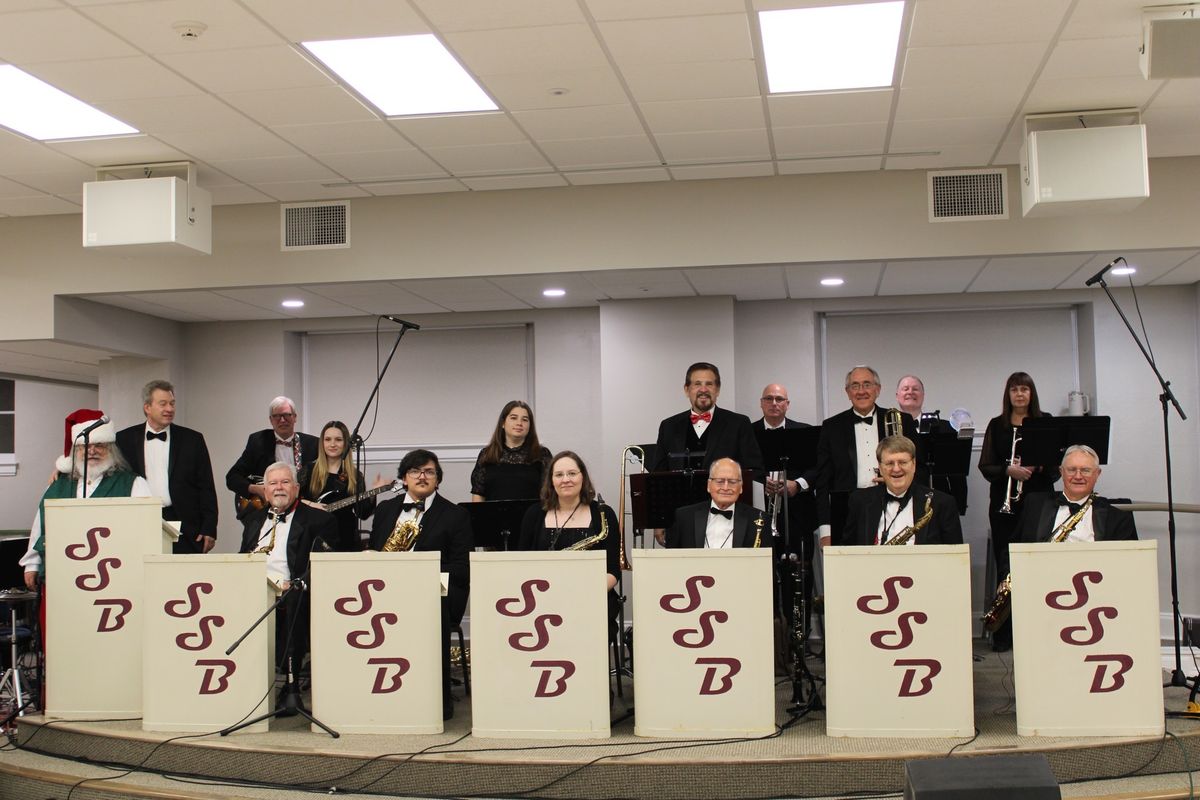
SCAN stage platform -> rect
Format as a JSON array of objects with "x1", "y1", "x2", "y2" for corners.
[{"x1": 3, "y1": 642, "x2": 1199, "y2": 800}]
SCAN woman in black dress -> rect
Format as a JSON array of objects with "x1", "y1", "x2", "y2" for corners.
[
  {"x1": 977, "y1": 372, "x2": 1057, "y2": 651},
  {"x1": 298, "y1": 420, "x2": 375, "y2": 551},
  {"x1": 519, "y1": 450, "x2": 621, "y2": 633},
  {"x1": 470, "y1": 400, "x2": 551, "y2": 501}
]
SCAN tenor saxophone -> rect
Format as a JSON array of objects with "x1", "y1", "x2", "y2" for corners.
[
  {"x1": 982, "y1": 493, "x2": 1094, "y2": 631},
  {"x1": 382, "y1": 517, "x2": 421, "y2": 552},
  {"x1": 884, "y1": 491, "x2": 934, "y2": 545}
]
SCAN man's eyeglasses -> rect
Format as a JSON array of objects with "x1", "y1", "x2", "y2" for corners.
[
  {"x1": 1063, "y1": 467, "x2": 1096, "y2": 476},
  {"x1": 270, "y1": 413, "x2": 296, "y2": 421},
  {"x1": 709, "y1": 478, "x2": 742, "y2": 487},
  {"x1": 406, "y1": 468, "x2": 437, "y2": 479},
  {"x1": 761, "y1": 395, "x2": 788, "y2": 403},
  {"x1": 847, "y1": 382, "x2": 878, "y2": 391}
]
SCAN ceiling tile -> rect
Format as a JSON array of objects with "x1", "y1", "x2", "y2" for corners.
[
  {"x1": 909, "y1": 0, "x2": 1073, "y2": 46},
  {"x1": 622, "y1": 59, "x2": 761, "y2": 103},
  {"x1": 968, "y1": 253, "x2": 1094, "y2": 293},
  {"x1": 446, "y1": 24, "x2": 610, "y2": 75},
  {"x1": 1041, "y1": 36, "x2": 1143, "y2": 79},
  {"x1": 392, "y1": 113, "x2": 527, "y2": 148},
  {"x1": 96, "y1": 94, "x2": 257, "y2": 136},
  {"x1": 271, "y1": 120, "x2": 413, "y2": 154},
  {"x1": 247, "y1": 180, "x2": 370, "y2": 202},
  {"x1": 785, "y1": 261, "x2": 883, "y2": 298},
  {"x1": 564, "y1": 166, "x2": 669, "y2": 185},
  {"x1": 0, "y1": 131, "x2": 89, "y2": 172},
  {"x1": 640, "y1": 96, "x2": 766, "y2": 133},
  {"x1": 158, "y1": 45, "x2": 331, "y2": 94},
  {"x1": 459, "y1": 173, "x2": 568, "y2": 191},
  {"x1": 213, "y1": 286, "x2": 365, "y2": 317},
  {"x1": 656, "y1": 129, "x2": 769, "y2": 163},
  {"x1": 161, "y1": 124, "x2": 300, "y2": 161},
  {"x1": 777, "y1": 156, "x2": 882, "y2": 175},
  {"x1": 669, "y1": 162, "x2": 773, "y2": 181},
  {"x1": 768, "y1": 90, "x2": 894, "y2": 127},
  {"x1": 416, "y1": 0, "x2": 584, "y2": 32},
  {"x1": 83, "y1": 293, "x2": 210, "y2": 322},
  {"x1": 512, "y1": 105, "x2": 645, "y2": 140},
  {"x1": 1151, "y1": 253, "x2": 1200, "y2": 285},
  {"x1": 1151, "y1": 79, "x2": 1200, "y2": 108},
  {"x1": 0, "y1": 165, "x2": 93, "y2": 196},
  {"x1": 902, "y1": 43, "x2": 1046, "y2": 89},
  {"x1": 422, "y1": 141, "x2": 552, "y2": 175},
  {"x1": 1064, "y1": 249, "x2": 1200, "y2": 287},
  {"x1": 889, "y1": 117, "x2": 1011, "y2": 150},
  {"x1": 400, "y1": 278, "x2": 530, "y2": 312},
  {"x1": 364, "y1": 179, "x2": 468, "y2": 196},
  {"x1": 684, "y1": 265, "x2": 786, "y2": 300},
  {"x1": 895, "y1": 84, "x2": 1027, "y2": 121},
  {"x1": 46, "y1": 134, "x2": 190, "y2": 166},
  {"x1": 125, "y1": 290, "x2": 287, "y2": 320},
  {"x1": 482, "y1": 68, "x2": 630, "y2": 111},
  {"x1": 207, "y1": 183, "x2": 275, "y2": 205},
  {"x1": 209, "y1": 155, "x2": 341, "y2": 183},
  {"x1": 22, "y1": 56, "x2": 202, "y2": 103},
  {"x1": 246, "y1": 0, "x2": 428, "y2": 40},
  {"x1": 0, "y1": 8, "x2": 138, "y2": 63},
  {"x1": 598, "y1": 14, "x2": 752, "y2": 65},
  {"x1": 884, "y1": 145, "x2": 995, "y2": 170},
  {"x1": 585, "y1": 269, "x2": 694, "y2": 299},
  {"x1": 878, "y1": 258, "x2": 986, "y2": 296},
  {"x1": 0, "y1": 194, "x2": 80, "y2": 215},
  {"x1": 301, "y1": 281, "x2": 453, "y2": 315},
  {"x1": 539, "y1": 135, "x2": 660, "y2": 169},
  {"x1": 587, "y1": 0, "x2": 745, "y2": 21},
  {"x1": 221, "y1": 85, "x2": 378, "y2": 127},
  {"x1": 1059, "y1": 0, "x2": 1143, "y2": 40},
  {"x1": 316, "y1": 149, "x2": 447, "y2": 182},
  {"x1": 490, "y1": 272, "x2": 609, "y2": 307},
  {"x1": 1024, "y1": 76, "x2": 1159, "y2": 114},
  {"x1": 773, "y1": 123, "x2": 887, "y2": 158},
  {"x1": 81, "y1": 0, "x2": 281, "y2": 54}
]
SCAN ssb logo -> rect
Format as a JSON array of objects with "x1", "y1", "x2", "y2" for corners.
[
  {"x1": 856, "y1": 576, "x2": 941, "y2": 698},
  {"x1": 1045, "y1": 570, "x2": 1132, "y2": 694},
  {"x1": 334, "y1": 579, "x2": 411, "y2": 694},
  {"x1": 66, "y1": 526, "x2": 133, "y2": 633},
  {"x1": 496, "y1": 578, "x2": 575, "y2": 698},
  {"x1": 164, "y1": 581, "x2": 234, "y2": 695},
  {"x1": 659, "y1": 575, "x2": 740, "y2": 696}
]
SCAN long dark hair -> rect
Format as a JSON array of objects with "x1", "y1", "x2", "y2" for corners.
[
  {"x1": 309, "y1": 420, "x2": 357, "y2": 497},
  {"x1": 539, "y1": 450, "x2": 596, "y2": 511},
  {"x1": 480, "y1": 400, "x2": 542, "y2": 465},
  {"x1": 1000, "y1": 371, "x2": 1043, "y2": 422}
]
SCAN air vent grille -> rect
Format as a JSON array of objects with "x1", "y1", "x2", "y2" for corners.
[
  {"x1": 927, "y1": 169, "x2": 1008, "y2": 222},
  {"x1": 281, "y1": 201, "x2": 349, "y2": 250}
]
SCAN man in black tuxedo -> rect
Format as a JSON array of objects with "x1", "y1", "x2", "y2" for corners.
[
  {"x1": 841, "y1": 435, "x2": 962, "y2": 546},
  {"x1": 815, "y1": 365, "x2": 919, "y2": 546},
  {"x1": 226, "y1": 395, "x2": 319, "y2": 520},
  {"x1": 1017, "y1": 445, "x2": 1137, "y2": 543},
  {"x1": 753, "y1": 383, "x2": 818, "y2": 548},
  {"x1": 651, "y1": 362, "x2": 763, "y2": 474},
  {"x1": 666, "y1": 458, "x2": 764, "y2": 549},
  {"x1": 370, "y1": 449, "x2": 472, "y2": 719},
  {"x1": 238, "y1": 462, "x2": 336, "y2": 704},
  {"x1": 116, "y1": 380, "x2": 219, "y2": 554}
]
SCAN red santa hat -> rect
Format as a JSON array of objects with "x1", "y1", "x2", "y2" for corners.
[{"x1": 57, "y1": 408, "x2": 114, "y2": 474}]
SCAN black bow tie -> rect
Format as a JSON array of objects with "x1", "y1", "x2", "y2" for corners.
[
  {"x1": 146, "y1": 430, "x2": 167, "y2": 442},
  {"x1": 402, "y1": 500, "x2": 426, "y2": 513},
  {"x1": 709, "y1": 507, "x2": 732, "y2": 519},
  {"x1": 268, "y1": 510, "x2": 288, "y2": 524},
  {"x1": 856, "y1": 414, "x2": 874, "y2": 425},
  {"x1": 887, "y1": 492, "x2": 911, "y2": 508},
  {"x1": 1058, "y1": 496, "x2": 1084, "y2": 515}
]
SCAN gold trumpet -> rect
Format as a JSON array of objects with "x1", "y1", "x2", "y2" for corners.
[
  {"x1": 999, "y1": 429, "x2": 1023, "y2": 515},
  {"x1": 617, "y1": 445, "x2": 644, "y2": 571},
  {"x1": 885, "y1": 407, "x2": 904, "y2": 438}
]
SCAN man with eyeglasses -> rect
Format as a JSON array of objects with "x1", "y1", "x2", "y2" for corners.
[
  {"x1": 753, "y1": 383, "x2": 818, "y2": 532},
  {"x1": 840, "y1": 436, "x2": 962, "y2": 547},
  {"x1": 225, "y1": 396, "x2": 319, "y2": 520},
  {"x1": 665, "y1": 458, "x2": 762, "y2": 549},
  {"x1": 815, "y1": 366, "x2": 919, "y2": 547},
  {"x1": 1017, "y1": 445, "x2": 1136, "y2": 543},
  {"x1": 369, "y1": 449, "x2": 472, "y2": 719}
]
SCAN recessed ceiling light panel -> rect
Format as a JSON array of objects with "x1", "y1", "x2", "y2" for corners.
[
  {"x1": 1111, "y1": 266, "x2": 1136, "y2": 276},
  {"x1": 760, "y1": 2, "x2": 905, "y2": 94},
  {"x1": 542, "y1": 288, "x2": 566, "y2": 297},
  {"x1": 820, "y1": 277, "x2": 845, "y2": 287},
  {"x1": 302, "y1": 34, "x2": 497, "y2": 117},
  {"x1": 0, "y1": 65, "x2": 138, "y2": 140},
  {"x1": 281, "y1": 299, "x2": 305, "y2": 308}
]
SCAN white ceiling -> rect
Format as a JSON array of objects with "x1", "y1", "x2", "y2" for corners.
[{"x1": 1, "y1": 0, "x2": 1199, "y2": 359}]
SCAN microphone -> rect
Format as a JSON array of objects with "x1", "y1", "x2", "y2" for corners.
[
  {"x1": 381, "y1": 315, "x2": 421, "y2": 330},
  {"x1": 75, "y1": 415, "x2": 110, "y2": 439},
  {"x1": 1085, "y1": 257, "x2": 1124, "y2": 287}
]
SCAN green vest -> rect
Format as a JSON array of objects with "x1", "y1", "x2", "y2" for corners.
[{"x1": 34, "y1": 471, "x2": 138, "y2": 578}]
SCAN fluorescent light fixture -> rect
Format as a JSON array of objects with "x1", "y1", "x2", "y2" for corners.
[
  {"x1": 820, "y1": 277, "x2": 845, "y2": 287},
  {"x1": 760, "y1": 2, "x2": 905, "y2": 94},
  {"x1": 542, "y1": 288, "x2": 566, "y2": 298},
  {"x1": 1111, "y1": 266, "x2": 1136, "y2": 276},
  {"x1": 281, "y1": 299, "x2": 305, "y2": 308},
  {"x1": 302, "y1": 35, "x2": 497, "y2": 116},
  {"x1": 0, "y1": 65, "x2": 138, "y2": 140}
]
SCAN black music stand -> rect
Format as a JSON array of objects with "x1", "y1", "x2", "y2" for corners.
[
  {"x1": 462, "y1": 499, "x2": 538, "y2": 551},
  {"x1": 1021, "y1": 416, "x2": 1112, "y2": 467},
  {"x1": 629, "y1": 471, "x2": 709, "y2": 531},
  {"x1": 920, "y1": 427, "x2": 972, "y2": 508}
]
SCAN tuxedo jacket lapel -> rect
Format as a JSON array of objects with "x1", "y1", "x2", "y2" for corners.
[
  {"x1": 693, "y1": 505, "x2": 708, "y2": 548},
  {"x1": 1093, "y1": 503, "x2": 1109, "y2": 541},
  {"x1": 1037, "y1": 497, "x2": 1059, "y2": 541}
]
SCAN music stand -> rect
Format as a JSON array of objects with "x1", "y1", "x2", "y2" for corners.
[
  {"x1": 630, "y1": 471, "x2": 708, "y2": 531},
  {"x1": 1021, "y1": 416, "x2": 1112, "y2": 467},
  {"x1": 462, "y1": 499, "x2": 538, "y2": 551}
]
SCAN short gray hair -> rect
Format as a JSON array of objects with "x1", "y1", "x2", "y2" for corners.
[
  {"x1": 268, "y1": 396, "x2": 297, "y2": 416},
  {"x1": 263, "y1": 461, "x2": 297, "y2": 482},
  {"x1": 708, "y1": 457, "x2": 742, "y2": 478},
  {"x1": 845, "y1": 365, "x2": 881, "y2": 388},
  {"x1": 142, "y1": 379, "x2": 175, "y2": 405},
  {"x1": 1062, "y1": 444, "x2": 1100, "y2": 466}
]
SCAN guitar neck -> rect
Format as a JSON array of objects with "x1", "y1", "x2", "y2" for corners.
[{"x1": 324, "y1": 482, "x2": 397, "y2": 513}]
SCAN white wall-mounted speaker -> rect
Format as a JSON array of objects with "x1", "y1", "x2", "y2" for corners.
[
  {"x1": 1141, "y1": 5, "x2": 1200, "y2": 79},
  {"x1": 83, "y1": 176, "x2": 212, "y2": 255},
  {"x1": 1019, "y1": 125, "x2": 1149, "y2": 218}
]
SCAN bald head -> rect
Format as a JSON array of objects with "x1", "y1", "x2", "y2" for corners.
[{"x1": 760, "y1": 383, "x2": 790, "y2": 426}]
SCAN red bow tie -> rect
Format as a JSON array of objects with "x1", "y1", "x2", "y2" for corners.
[{"x1": 691, "y1": 412, "x2": 712, "y2": 424}]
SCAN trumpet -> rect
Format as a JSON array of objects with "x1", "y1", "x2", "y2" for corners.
[
  {"x1": 885, "y1": 407, "x2": 904, "y2": 438},
  {"x1": 617, "y1": 444, "x2": 644, "y2": 571},
  {"x1": 764, "y1": 470, "x2": 784, "y2": 537},
  {"x1": 998, "y1": 429, "x2": 1023, "y2": 515}
]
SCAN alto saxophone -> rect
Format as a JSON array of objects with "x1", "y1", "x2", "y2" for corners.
[
  {"x1": 382, "y1": 516, "x2": 421, "y2": 552},
  {"x1": 884, "y1": 491, "x2": 934, "y2": 545},
  {"x1": 561, "y1": 505, "x2": 609, "y2": 551},
  {"x1": 982, "y1": 493, "x2": 1094, "y2": 632}
]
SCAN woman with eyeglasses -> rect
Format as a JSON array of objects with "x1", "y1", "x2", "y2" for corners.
[
  {"x1": 470, "y1": 400, "x2": 551, "y2": 502},
  {"x1": 519, "y1": 451, "x2": 621, "y2": 632},
  {"x1": 977, "y1": 371, "x2": 1057, "y2": 651},
  {"x1": 298, "y1": 420, "x2": 375, "y2": 551}
]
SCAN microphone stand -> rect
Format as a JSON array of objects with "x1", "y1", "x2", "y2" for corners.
[
  {"x1": 348, "y1": 317, "x2": 420, "y2": 500},
  {"x1": 1090, "y1": 275, "x2": 1193, "y2": 698},
  {"x1": 220, "y1": 560, "x2": 338, "y2": 737}
]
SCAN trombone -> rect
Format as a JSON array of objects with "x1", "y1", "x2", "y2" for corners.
[
  {"x1": 998, "y1": 429, "x2": 1023, "y2": 514},
  {"x1": 617, "y1": 444, "x2": 644, "y2": 571}
]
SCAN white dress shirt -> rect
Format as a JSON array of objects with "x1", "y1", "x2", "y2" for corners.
[
  {"x1": 877, "y1": 492, "x2": 916, "y2": 546},
  {"x1": 854, "y1": 408, "x2": 880, "y2": 488},
  {"x1": 1056, "y1": 495, "x2": 1096, "y2": 543},
  {"x1": 144, "y1": 423, "x2": 172, "y2": 507},
  {"x1": 705, "y1": 505, "x2": 736, "y2": 549}
]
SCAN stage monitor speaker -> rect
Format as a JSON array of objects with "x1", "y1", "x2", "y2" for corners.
[
  {"x1": 1141, "y1": 7, "x2": 1200, "y2": 79},
  {"x1": 83, "y1": 176, "x2": 212, "y2": 255},
  {"x1": 904, "y1": 753, "x2": 1061, "y2": 799},
  {"x1": 1019, "y1": 125, "x2": 1148, "y2": 218}
]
